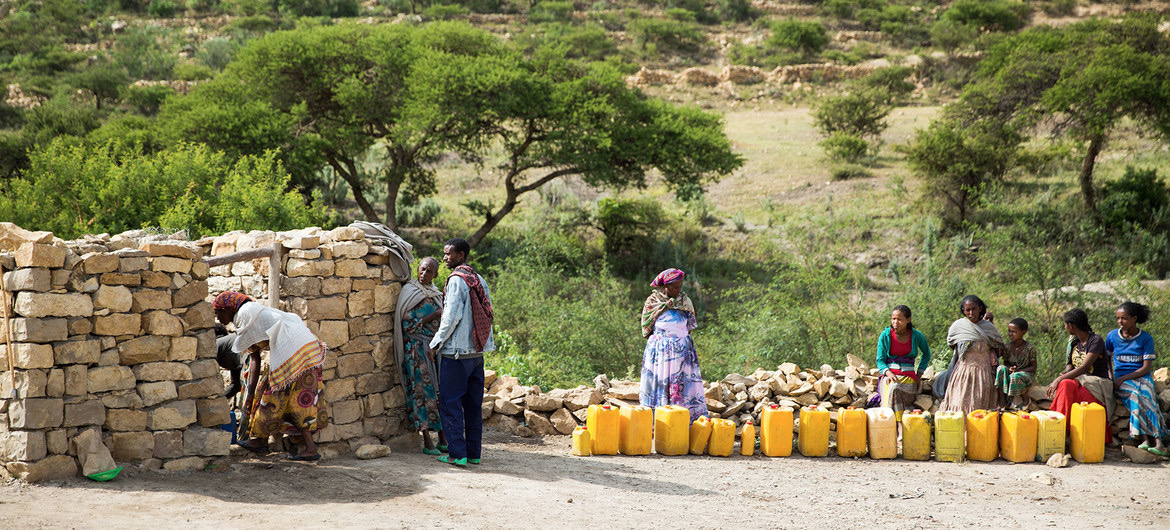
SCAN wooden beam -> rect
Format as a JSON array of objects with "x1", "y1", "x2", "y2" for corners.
[
  {"x1": 203, "y1": 248, "x2": 274, "y2": 268},
  {"x1": 268, "y1": 241, "x2": 282, "y2": 309}
]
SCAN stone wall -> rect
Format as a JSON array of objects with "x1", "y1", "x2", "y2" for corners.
[{"x1": 0, "y1": 223, "x2": 409, "y2": 482}]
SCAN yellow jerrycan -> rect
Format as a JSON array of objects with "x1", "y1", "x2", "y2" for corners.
[
  {"x1": 619, "y1": 405, "x2": 653, "y2": 456},
  {"x1": 740, "y1": 421, "x2": 756, "y2": 456},
  {"x1": 797, "y1": 405, "x2": 830, "y2": 457},
  {"x1": 689, "y1": 416, "x2": 713, "y2": 455},
  {"x1": 1069, "y1": 402, "x2": 1105, "y2": 463},
  {"x1": 760, "y1": 404, "x2": 794, "y2": 457},
  {"x1": 586, "y1": 404, "x2": 620, "y2": 455},
  {"x1": 571, "y1": 426, "x2": 591, "y2": 456},
  {"x1": 707, "y1": 418, "x2": 736, "y2": 457},
  {"x1": 836, "y1": 407, "x2": 867, "y2": 458},
  {"x1": 934, "y1": 411, "x2": 965, "y2": 462},
  {"x1": 901, "y1": 410, "x2": 932, "y2": 461},
  {"x1": 866, "y1": 407, "x2": 897, "y2": 459},
  {"x1": 654, "y1": 405, "x2": 690, "y2": 456},
  {"x1": 1000, "y1": 411, "x2": 1039, "y2": 463},
  {"x1": 1032, "y1": 411, "x2": 1067, "y2": 462},
  {"x1": 966, "y1": 410, "x2": 1000, "y2": 462}
]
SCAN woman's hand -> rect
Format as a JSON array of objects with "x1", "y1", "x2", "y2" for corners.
[{"x1": 1045, "y1": 376, "x2": 1063, "y2": 398}]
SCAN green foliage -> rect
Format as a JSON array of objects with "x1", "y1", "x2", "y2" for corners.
[
  {"x1": 122, "y1": 83, "x2": 175, "y2": 115},
  {"x1": 423, "y1": 2, "x2": 468, "y2": 17},
  {"x1": 528, "y1": 0, "x2": 572, "y2": 22},
  {"x1": 820, "y1": 132, "x2": 871, "y2": 164},
  {"x1": 68, "y1": 61, "x2": 129, "y2": 110},
  {"x1": 854, "y1": 66, "x2": 914, "y2": 103},
  {"x1": 664, "y1": 7, "x2": 695, "y2": 22},
  {"x1": 1099, "y1": 167, "x2": 1170, "y2": 230},
  {"x1": 277, "y1": 0, "x2": 359, "y2": 17},
  {"x1": 714, "y1": 0, "x2": 757, "y2": 23},
  {"x1": 766, "y1": 18, "x2": 828, "y2": 56},
  {"x1": 726, "y1": 41, "x2": 800, "y2": 69},
  {"x1": 0, "y1": 140, "x2": 328, "y2": 239},
  {"x1": 172, "y1": 62, "x2": 215, "y2": 81},
  {"x1": 929, "y1": 18, "x2": 980, "y2": 53},
  {"x1": 856, "y1": 3, "x2": 928, "y2": 46},
  {"x1": 395, "y1": 194, "x2": 443, "y2": 227},
  {"x1": 525, "y1": 23, "x2": 617, "y2": 61},
  {"x1": 111, "y1": 26, "x2": 178, "y2": 80},
  {"x1": 147, "y1": 0, "x2": 178, "y2": 17},
  {"x1": 907, "y1": 117, "x2": 1022, "y2": 225},
  {"x1": 593, "y1": 196, "x2": 667, "y2": 272},
  {"x1": 627, "y1": 17, "x2": 705, "y2": 54},
  {"x1": 196, "y1": 37, "x2": 242, "y2": 70},
  {"x1": 941, "y1": 0, "x2": 1030, "y2": 33},
  {"x1": 830, "y1": 164, "x2": 872, "y2": 180}
]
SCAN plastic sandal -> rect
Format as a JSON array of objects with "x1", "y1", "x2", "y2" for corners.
[
  {"x1": 467, "y1": 458, "x2": 481, "y2": 465},
  {"x1": 1138, "y1": 441, "x2": 1151, "y2": 451},
  {"x1": 1145, "y1": 446, "x2": 1169, "y2": 458},
  {"x1": 286, "y1": 453, "x2": 321, "y2": 461},
  {"x1": 437, "y1": 455, "x2": 466, "y2": 467},
  {"x1": 422, "y1": 447, "x2": 441, "y2": 456},
  {"x1": 436, "y1": 444, "x2": 448, "y2": 453}
]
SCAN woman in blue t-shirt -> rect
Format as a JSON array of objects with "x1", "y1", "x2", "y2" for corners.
[{"x1": 1106, "y1": 301, "x2": 1168, "y2": 457}]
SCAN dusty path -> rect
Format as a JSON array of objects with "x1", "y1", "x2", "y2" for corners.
[{"x1": 1, "y1": 432, "x2": 1165, "y2": 528}]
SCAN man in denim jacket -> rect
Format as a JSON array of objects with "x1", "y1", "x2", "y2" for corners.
[{"x1": 428, "y1": 237, "x2": 494, "y2": 467}]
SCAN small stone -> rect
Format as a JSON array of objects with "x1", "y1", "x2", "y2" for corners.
[
  {"x1": 494, "y1": 397, "x2": 523, "y2": 415},
  {"x1": 1122, "y1": 445, "x2": 1164, "y2": 464},
  {"x1": 15, "y1": 242, "x2": 66, "y2": 268},
  {"x1": 162, "y1": 456, "x2": 206, "y2": 472},
  {"x1": 6, "y1": 454, "x2": 78, "y2": 482},
  {"x1": 525, "y1": 393, "x2": 563, "y2": 412},
  {"x1": 355, "y1": 444, "x2": 392, "y2": 459},
  {"x1": 1030, "y1": 472, "x2": 1056, "y2": 486},
  {"x1": 524, "y1": 409, "x2": 559, "y2": 436},
  {"x1": 550, "y1": 407, "x2": 578, "y2": 434}
]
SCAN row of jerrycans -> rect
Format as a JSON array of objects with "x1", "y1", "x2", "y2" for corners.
[{"x1": 573, "y1": 401, "x2": 1106, "y2": 463}]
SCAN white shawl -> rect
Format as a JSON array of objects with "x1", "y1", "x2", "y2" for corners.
[{"x1": 232, "y1": 302, "x2": 321, "y2": 375}]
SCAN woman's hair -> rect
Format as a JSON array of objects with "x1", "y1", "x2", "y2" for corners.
[
  {"x1": 892, "y1": 304, "x2": 913, "y2": 330},
  {"x1": 1008, "y1": 317, "x2": 1028, "y2": 331},
  {"x1": 1062, "y1": 308, "x2": 1093, "y2": 334},
  {"x1": 959, "y1": 295, "x2": 987, "y2": 319},
  {"x1": 1118, "y1": 301, "x2": 1151, "y2": 324}
]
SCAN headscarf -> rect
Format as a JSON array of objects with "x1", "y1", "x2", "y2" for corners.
[
  {"x1": 640, "y1": 289, "x2": 695, "y2": 338},
  {"x1": 933, "y1": 316, "x2": 1005, "y2": 397},
  {"x1": 651, "y1": 268, "x2": 685, "y2": 287},
  {"x1": 213, "y1": 291, "x2": 251, "y2": 313}
]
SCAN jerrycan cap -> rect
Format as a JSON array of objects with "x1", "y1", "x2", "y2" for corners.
[
  {"x1": 1021, "y1": 413, "x2": 1031, "y2": 419},
  {"x1": 770, "y1": 404, "x2": 780, "y2": 409},
  {"x1": 846, "y1": 406, "x2": 854, "y2": 410},
  {"x1": 602, "y1": 405, "x2": 612, "y2": 410},
  {"x1": 745, "y1": 420, "x2": 753, "y2": 425}
]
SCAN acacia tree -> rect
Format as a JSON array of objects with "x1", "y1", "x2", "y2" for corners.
[
  {"x1": 458, "y1": 54, "x2": 743, "y2": 247},
  {"x1": 160, "y1": 22, "x2": 513, "y2": 229},
  {"x1": 958, "y1": 15, "x2": 1170, "y2": 211}
]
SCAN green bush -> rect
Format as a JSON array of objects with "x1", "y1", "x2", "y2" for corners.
[
  {"x1": 855, "y1": 66, "x2": 914, "y2": 103},
  {"x1": 529, "y1": 0, "x2": 573, "y2": 23},
  {"x1": 812, "y1": 90, "x2": 890, "y2": 139},
  {"x1": 941, "y1": 0, "x2": 1031, "y2": 32},
  {"x1": 196, "y1": 37, "x2": 241, "y2": 71},
  {"x1": 0, "y1": 140, "x2": 329, "y2": 239},
  {"x1": 715, "y1": 0, "x2": 757, "y2": 23},
  {"x1": 173, "y1": 62, "x2": 215, "y2": 81},
  {"x1": 122, "y1": 83, "x2": 175, "y2": 115},
  {"x1": 147, "y1": 0, "x2": 178, "y2": 17},
  {"x1": 907, "y1": 117, "x2": 1022, "y2": 225},
  {"x1": 1099, "y1": 167, "x2": 1170, "y2": 229},
  {"x1": 277, "y1": 0, "x2": 359, "y2": 17},
  {"x1": 831, "y1": 163, "x2": 873, "y2": 180},
  {"x1": 665, "y1": 7, "x2": 696, "y2": 22},
  {"x1": 627, "y1": 17, "x2": 704, "y2": 54},
  {"x1": 821, "y1": 132, "x2": 872, "y2": 164},
  {"x1": 726, "y1": 42, "x2": 801, "y2": 69},
  {"x1": 423, "y1": 3, "x2": 468, "y2": 18},
  {"x1": 767, "y1": 18, "x2": 828, "y2": 55}
]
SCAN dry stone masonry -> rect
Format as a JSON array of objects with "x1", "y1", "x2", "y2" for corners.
[{"x1": 0, "y1": 222, "x2": 410, "y2": 482}]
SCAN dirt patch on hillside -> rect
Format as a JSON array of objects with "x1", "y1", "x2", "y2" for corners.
[{"x1": 1, "y1": 431, "x2": 1165, "y2": 528}]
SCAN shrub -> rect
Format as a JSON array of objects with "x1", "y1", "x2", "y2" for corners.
[
  {"x1": 1099, "y1": 167, "x2": 1169, "y2": 229},
  {"x1": 855, "y1": 65, "x2": 914, "y2": 103},
  {"x1": 627, "y1": 17, "x2": 704, "y2": 54},
  {"x1": 529, "y1": 0, "x2": 573, "y2": 23},
  {"x1": 767, "y1": 18, "x2": 828, "y2": 56},
  {"x1": 831, "y1": 163, "x2": 873, "y2": 180},
  {"x1": 907, "y1": 117, "x2": 1022, "y2": 225},
  {"x1": 812, "y1": 90, "x2": 890, "y2": 139},
  {"x1": 147, "y1": 0, "x2": 178, "y2": 17},
  {"x1": 665, "y1": 7, "x2": 695, "y2": 23},
  {"x1": 112, "y1": 26, "x2": 177, "y2": 80},
  {"x1": 536, "y1": 23, "x2": 617, "y2": 62},
  {"x1": 715, "y1": 0, "x2": 757, "y2": 23},
  {"x1": 821, "y1": 133, "x2": 871, "y2": 164},
  {"x1": 941, "y1": 0, "x2": 1031, "y2": 33},
  {"x1": 122, "y1": 83, "x2": 175, "y2": 115},
  {"x1": 196, "y1": 37, "x2": 241, "y2": 71},
  {"x1": 277, "y1": 0, "x2": 359, "y2": 17},
  {"x1": 172, "y1": 62, "x2": 215, "y2": 81},
  {"x1": 423, "y1": 3, "x2": 468, "y2": 18}
]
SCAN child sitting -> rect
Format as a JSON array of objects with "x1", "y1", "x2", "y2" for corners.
[{"x1": 995, "y1": 318, "x2": 1038, "y2": 410}]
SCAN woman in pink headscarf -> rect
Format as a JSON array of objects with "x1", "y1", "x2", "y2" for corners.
[{"x1": 639, "y1": 268, "x2": 708, "y2": 422}]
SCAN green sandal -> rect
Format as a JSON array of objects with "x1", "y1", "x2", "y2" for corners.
[
  {"x1": 423, "y1": 447, "x2": 441, "y2": 456},
  {"x1": 1138, "y1": 441, "x2": 1151, "y2": 451},
  {"x1": 1145, "y1": 446, "x2": 1169, "y2": 458},
  {"x1": 436, "y1": 444, "x2": 448, "y2": 453},
  {"x1": 467, "y1": 458, "x2": 481, "y2": 465},
  {"x1": 437, "y1": 455, "x2": 466, "y2": 467}
]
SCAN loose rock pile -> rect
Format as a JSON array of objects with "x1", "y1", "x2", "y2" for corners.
[{"x1": 625, "y1": 61, "x2": 891, "y2": 89}]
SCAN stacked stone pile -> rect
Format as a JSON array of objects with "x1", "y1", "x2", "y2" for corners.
[
  {"x1": 0, "y1": 224, "x2": 227, "y2": 481},
  {"x1": 624, "y1": 62, "x2": 889, "y2": 89},
  {"x1": 203, "y1": 225, "x2": 407, "y2": 451}
]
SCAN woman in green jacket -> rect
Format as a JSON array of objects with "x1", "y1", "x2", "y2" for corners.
[{"x1": 875, "y1": 305, "x2": 932, "y2": 421}]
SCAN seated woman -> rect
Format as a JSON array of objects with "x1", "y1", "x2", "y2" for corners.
[
  {"x1": 874, "y1": 305, "x2": 931, "y2": 421},
  {"x1": 213, "y1": 291, "x2": 328, "y2": 461},
  {"x1": 1047, "y1": 308, "x2": 1113, "y2": 443},
  {"x1": 1107, "y1": 302, "x2": 1168, "y2": 456},
  {"x1": 938, "y1": 295, "x2": 1005, "y2": 415},
  {"x1": 639, "y1": 268, "x2": 708, "y2": 422}
]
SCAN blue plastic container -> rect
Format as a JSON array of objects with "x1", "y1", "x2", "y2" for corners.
[{"x1": 221, "y1": 410, "x2": 238, "y2": 444}]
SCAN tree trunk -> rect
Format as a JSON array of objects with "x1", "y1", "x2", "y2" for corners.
[
  {"x1": 384, "y1": 174, "x2": 402, "y2": 232},
  {"x1": 1079, "y1": 134, "x2": 1104, "y2": 212},
  {"x1": 330, "y1": 160, "x2": 379, "y2": 222},
  {"x1": 467, "y1": 195, "x2": 518, "y2": 249}
]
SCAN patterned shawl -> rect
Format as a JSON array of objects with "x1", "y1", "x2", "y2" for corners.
[
  {"x1": 394, "y1": 279, "x2": 444, "y2": 384},
  {"x1": 641, "y1": 289, "x2": 695, "y2": 338},
  {"x1": 448, "y1": 264, "x2": 493, "y2": 352},
  {"x1": 232, "y1": 302, "x2": 326, "y2": 391},
  {"x1": 212, "y1": 291, "x2": 251, "y2": 313}
]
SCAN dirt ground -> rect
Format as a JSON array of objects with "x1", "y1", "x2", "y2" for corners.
[{"x1": 1, "y1": 431, "x2": 1166, "y2": 528}]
